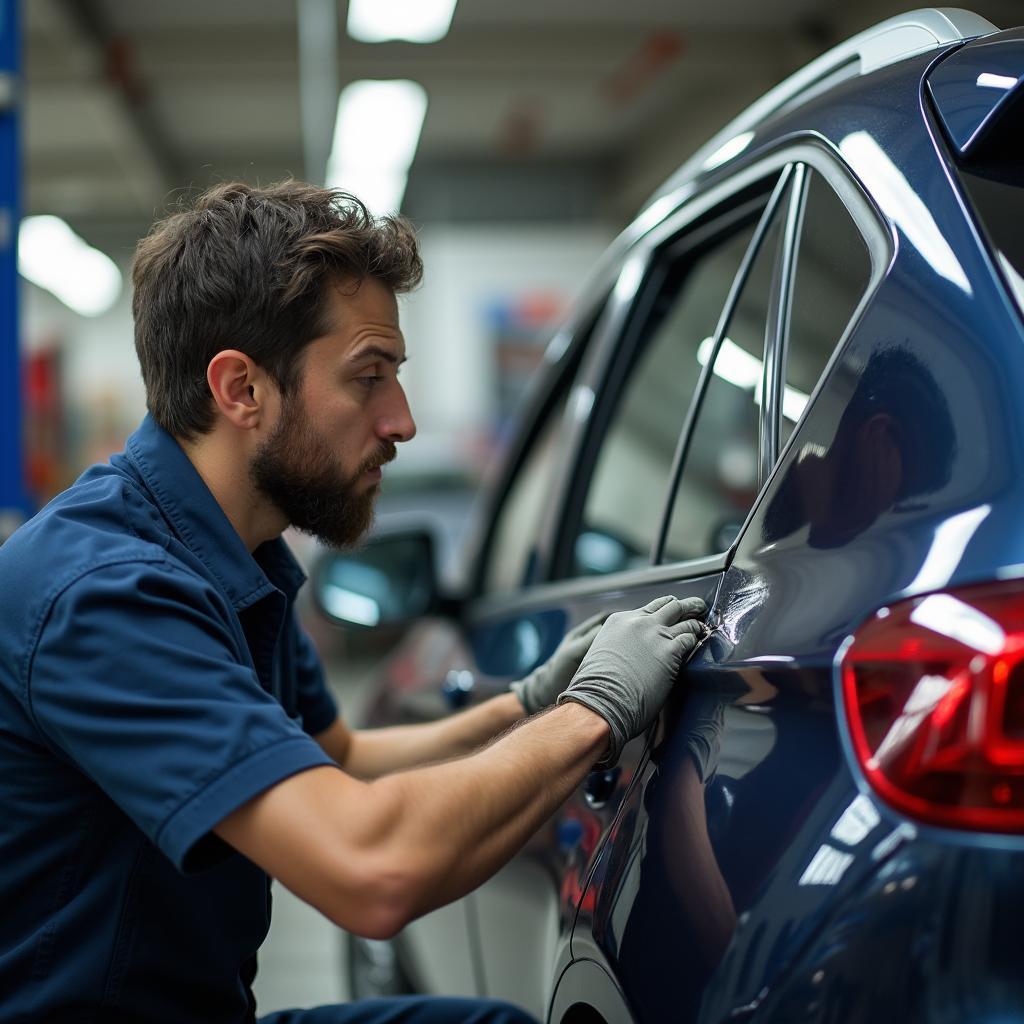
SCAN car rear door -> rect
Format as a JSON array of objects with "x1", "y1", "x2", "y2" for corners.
[
  {"x1": 460, "y1": 164, "x2": 800, "y2": 1012},
  {"x1": 571, "y1": 152, "x2": 892, "y2": 1023}
]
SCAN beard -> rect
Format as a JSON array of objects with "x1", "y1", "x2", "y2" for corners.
[{"x1": 251, "y1": 396, "x2": 396, "y2": 549}]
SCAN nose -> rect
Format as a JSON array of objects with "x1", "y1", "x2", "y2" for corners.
[{"x1": 379, "y1": 380, "x2": 417, "y2": 443}]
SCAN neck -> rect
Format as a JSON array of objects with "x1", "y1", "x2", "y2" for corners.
[{"x1": 179, "y1": 429, "x2": 287, "y2": 552}]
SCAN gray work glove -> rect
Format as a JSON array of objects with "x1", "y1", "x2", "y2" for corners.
[
  {"x1": 682, "y1": 690, "x2": 726, "y2": 784},
  {"x1": 557, "y1": 595, "x2": 707, "y2": 769},
  {"x1": 510, "y1": 611, "x2": 608, "y2": 715}
]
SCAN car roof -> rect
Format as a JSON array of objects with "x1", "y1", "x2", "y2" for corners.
[{"x1": 643, "y1": 8, "x2": 999, "y2": 215}]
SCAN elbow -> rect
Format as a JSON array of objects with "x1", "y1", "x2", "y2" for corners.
[{"x1": 325, "y1": 855, "x2": 424, "y2": 940}]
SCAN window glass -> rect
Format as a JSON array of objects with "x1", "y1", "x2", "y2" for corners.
[
  {"x1": 662, "y1": 202, "x2": 786, "y2": 562},
  {"x1": 781, "y1": 170, "x2": 872, "y2": 446},
  {"x1": 569, "y1": 215, "x2": 762, "y2": 577},
  {"x1": 483, "y1": 393, "x2": 568, "y2": 595}
]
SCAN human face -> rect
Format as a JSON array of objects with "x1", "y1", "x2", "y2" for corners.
[{"x1": 251, "y1": 277, "x2": 416, "y2": 547}]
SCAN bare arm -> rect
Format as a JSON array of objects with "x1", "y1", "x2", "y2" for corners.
[
  {"x1": 313, "y1": 692, "x2": 526, "y2": 778},
  {"x1": 216, "y1": 701, "x2": 607, "y2": 939}
]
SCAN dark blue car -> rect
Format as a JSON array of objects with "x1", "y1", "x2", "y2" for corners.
[{"x1": 315, "y1": 9, "x2": 1024, "y2": 1021}]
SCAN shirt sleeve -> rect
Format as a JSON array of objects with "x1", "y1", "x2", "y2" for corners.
[
  {"x1": 26, "y1": 557, "x2": 336, "y2": 873},
  {"x1": 292, "y1": 621, "x2": 339, "y2": 736}
]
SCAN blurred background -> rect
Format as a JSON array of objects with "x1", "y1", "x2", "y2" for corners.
[{"x1": 6, "y1": 0, "x2": 1023, "y2": 1012}]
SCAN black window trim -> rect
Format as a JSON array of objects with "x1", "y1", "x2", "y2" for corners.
[
  {"x1": 655, "y1": 143, "x2": 893, "y2": 573},
  {"x1": 650, "y1": 165, "x2": 796, "y2": 567}
]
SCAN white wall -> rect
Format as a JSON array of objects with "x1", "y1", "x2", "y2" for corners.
[
  {"x1": 21, "y1": 223, "x2": 614, "y2": 477},
  {"x1": 398, "y1": 222, "x2": 613, "y2": 441}
]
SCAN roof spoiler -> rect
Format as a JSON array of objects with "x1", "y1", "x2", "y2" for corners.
[{"x1": 928, "y1": 27, "x2": 1024, "y2": 158}]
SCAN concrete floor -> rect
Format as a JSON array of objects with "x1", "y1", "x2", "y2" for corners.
[{"x1": 251, "y1": 651, "x2": 379, "y2": 1015}]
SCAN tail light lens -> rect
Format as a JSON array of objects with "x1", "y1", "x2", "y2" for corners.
[{"x1": 841, "y1": 580, "x2": 1024, "y2": 833}]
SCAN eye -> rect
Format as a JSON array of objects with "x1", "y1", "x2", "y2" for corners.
[{"x1": 357, "y1": 375, "x2": 385, "y2": 389}]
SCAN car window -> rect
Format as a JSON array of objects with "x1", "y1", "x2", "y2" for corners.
[
  {"x1": 661, "y1": 197, "x2": 787, "y2": 562},
  {"x1": 482, "y1": 393, "x2": 568, "y2": 594},
  {"x1": 565, "y1": 211, "x2": 766, "y2": 578},
  {"x1": 780, "y1": 169, "x2": 872, "y2": 448}
]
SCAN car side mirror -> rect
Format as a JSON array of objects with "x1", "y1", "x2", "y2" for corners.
[{"x1": 312, "y1": 530, "x2": 440, "y2": 629}]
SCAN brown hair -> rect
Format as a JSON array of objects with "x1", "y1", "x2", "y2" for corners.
[{"x1": 132, "y1": 180, "x2": 423, "y2": 439}]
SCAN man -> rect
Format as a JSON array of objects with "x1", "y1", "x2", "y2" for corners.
[{"x1": 0, "y1": 181, "x2": 706, "y2": 1023}]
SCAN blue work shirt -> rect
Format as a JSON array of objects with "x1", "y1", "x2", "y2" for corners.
[{"x1": 0, "y1": 414, "x2": 340, "y2": 1022}]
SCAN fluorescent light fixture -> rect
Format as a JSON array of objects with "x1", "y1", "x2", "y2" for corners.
[
  {"x1": 347, "y1": 0, "x2": 457, "y2": 43},
  {"x1": 697, "y1": 336, "x2": 810, "y2": 421},
  {"x1": 326, "y1": 79, "x2": 428, "y2": 215},
  {"x1": 19, "y1": 215, "x2": 122, "y2": 317},
  {"x1": 976, "y1": 72, "x2": 1017, "y2": 90}
]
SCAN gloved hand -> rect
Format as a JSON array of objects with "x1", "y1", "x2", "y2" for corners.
[
  {"x1": 557, "y1": 595, "x2": 707, "y2": 768},
  {"x1": 510, "y1": 611, "x2": 608, "y2": 715},
  {"x1": 682, "y1": 690, "x2": 726, "y2": 784}
]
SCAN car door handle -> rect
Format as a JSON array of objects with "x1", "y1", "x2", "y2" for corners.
[
  {"x1": 442, "y1": 669, "x2": 476, "y2": 710},
  {"x1": 583, "y1": 766, "x2": 622, "y2": 810}
]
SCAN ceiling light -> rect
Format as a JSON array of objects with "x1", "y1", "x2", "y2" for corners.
[
  {"x1": 19, "y1": 216, "x2": 122, "y2": 317},
  {"x1": 698, "y1": 335, "x2": 811, "y2": 421},
  {"x1": 347, "y1": 0, "x2": 457, "y2": 44},
  {"x1": 326, "y1": 79, "x2": 428, "y2": 215}
]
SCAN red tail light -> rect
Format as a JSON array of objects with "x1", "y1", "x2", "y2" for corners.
[{"x1": 841, "y1": 580, "x2": 1024, "y2": 833}]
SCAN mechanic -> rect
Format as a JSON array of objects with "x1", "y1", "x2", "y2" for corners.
[{"x1": 0, "y1": 180, "x2": 707, "y2": 1024}]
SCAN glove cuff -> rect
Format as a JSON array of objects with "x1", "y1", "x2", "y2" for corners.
[{"x1": 509, "y1": 677, "x2": 536, "y2": 716}]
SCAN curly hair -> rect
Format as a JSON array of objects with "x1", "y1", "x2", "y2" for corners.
[{"x1": 132, "y1": 180, "x2": 423, "y2": 439}]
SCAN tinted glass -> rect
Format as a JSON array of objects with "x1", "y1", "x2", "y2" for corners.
[
  {"x1": 781, "y1": 170, "x2": 871, "y2": 446},
  {"x1": 569, "y1": 217, "x2": 761, "y2": 577},
  {"x1": 483, "y1": 393, "x2": 568, "y2": 594},
  {"x1": 959, "y1": 117, "x2": 1024, "y2": 315},
  {"x1": 662, "y1": 201, "x2": 785, "y2": 562}
]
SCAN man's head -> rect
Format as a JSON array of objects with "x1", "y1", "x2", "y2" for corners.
[{"x1": 132, "y1": 181, "x2": 422, "y2": 547}]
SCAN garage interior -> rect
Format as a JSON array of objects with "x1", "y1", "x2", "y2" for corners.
[{"x1": 9, "y1": 0, "x2": 1024, "y2": 1015}]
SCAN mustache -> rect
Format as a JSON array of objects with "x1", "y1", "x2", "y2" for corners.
[{"x1": 358, "y1": 442, "x2": 397, "y2": 475}]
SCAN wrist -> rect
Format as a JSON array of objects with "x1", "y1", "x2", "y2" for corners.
[
  {"x1": 555, "y1": 698, "x2": 611, "y2": 761},
  {"x1": 494, "y1": 690, "x2": 529, "y2": 723}
]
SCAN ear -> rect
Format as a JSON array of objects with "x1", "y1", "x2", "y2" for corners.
[{"x1": 206, "y1": 349, "x2": 275, "y2": 430}]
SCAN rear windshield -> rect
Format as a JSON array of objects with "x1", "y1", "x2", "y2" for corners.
[{"x1": 955, "y1": 92, "x2": 1024, "y2": 313}]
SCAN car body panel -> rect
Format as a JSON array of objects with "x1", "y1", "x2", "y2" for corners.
[{"x1": 346, "y1": 16, "x2": 1024, "y2": 1024}]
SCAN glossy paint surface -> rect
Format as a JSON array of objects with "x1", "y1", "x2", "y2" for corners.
[
  {"x1": 568, "y1": 42, "x2": 1024, "y2": 1024},
  {"x1": 358, "y1": 28, "x2": 1024, "y2": 1024}
]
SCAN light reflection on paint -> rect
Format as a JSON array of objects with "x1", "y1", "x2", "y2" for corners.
[
  {"x1": 839, "y1": 131, "x2": 971, "y2": 294},
  {"x1": 904, "y1": 505, "x2": 990, "y2": 595}
]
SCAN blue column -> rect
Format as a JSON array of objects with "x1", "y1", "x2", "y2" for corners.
[{"x1": 0, "y1": 0, "x2": 22, "y2": 536}]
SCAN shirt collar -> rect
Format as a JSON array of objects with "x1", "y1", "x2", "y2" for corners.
[{"x1": 123, "y1": 414, "x2": 307, "y2": 608}]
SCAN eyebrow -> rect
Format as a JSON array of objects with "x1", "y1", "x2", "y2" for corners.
[{"x1": 346, "y1": 344, "x2": 407, "y2": 367}]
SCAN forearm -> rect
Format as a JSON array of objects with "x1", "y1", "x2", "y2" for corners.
[
  {"x1": 363, "y1": 700, "x2": 608, "y2": 923},
  {"x1": 341, "y1": 691, "x2": 526, "y2": 778}
]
